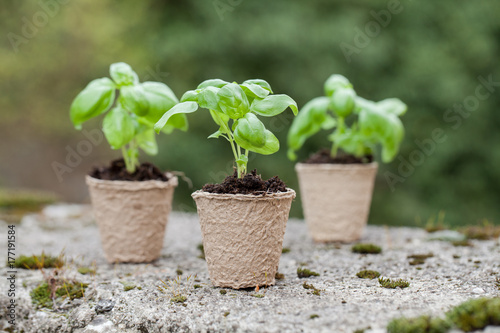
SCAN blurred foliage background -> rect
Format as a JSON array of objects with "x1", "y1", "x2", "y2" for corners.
[{"x1": 1, "y1": 0, "x2": 499, "y2": 227}]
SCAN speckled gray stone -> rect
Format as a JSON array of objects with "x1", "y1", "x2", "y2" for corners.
[{"x1": 0, "y1": 204, "x2": 499, "y2": 333}]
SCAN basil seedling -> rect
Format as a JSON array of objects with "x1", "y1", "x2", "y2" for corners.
[
  {"x1": 70, "y1": 62, "x2": 187, "y2": 173},
  {"x1": 154, "y1": 79, "x2": 298, "y2": 178},
  {"x1": 287, "y1": 74, "x2": 407, "y2": 163}
]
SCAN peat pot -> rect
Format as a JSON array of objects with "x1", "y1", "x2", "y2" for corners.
[
  {"x1": 192, "y1": 189, "x2": 296, "y2": 289},
  {"x1": 295, "y1": 162, "x2": 378, "y2": 243},
  {"x1": 86, "y1": 174, "x2": 178, "y2": 263}
]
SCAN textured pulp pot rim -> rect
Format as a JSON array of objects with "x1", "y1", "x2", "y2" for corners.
[
  {"x1": 295, "y1": 161, "x2": 378, "y2": 171},
  {"x1": 191, "y1": 188, "x2": 296, "y2": 201},
  {"x1": 85, "y1": 172, "x2": 178, "y2": 190}
]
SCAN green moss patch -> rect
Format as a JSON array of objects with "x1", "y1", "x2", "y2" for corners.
[
  {"x1": 302, "y1": 282, "x2": 321, "y2": 296},
  {"x1": 197, "y1": 243, "x2": 205, "y2": 259},
  {"x1": 282, "y1": 247, "x2": 291, "y2": 253},
  {"x1": 171, "y1": 295, "x2": 187, "y2": 303},
  {"x1": 408, "y1": 253, "x2": 434, "y2": 266},
  {"x1": 352, "y1": 243, "x2": 382, "y2": 254},
  {"x1": 275, "y1": 272, "x2": 285, "y2": 280},
  {"x1": 12, "y1": 253, "x2": 64, "y2": 269},
  {"x1": 460, "y1": 223, "x2": 500, "y2": 240},
  {"x1": 0, "y1": 188, "x2": 58, "y2": 210},
  {"x1": 446, "y1": 298, "x2": 500, "y2": 332},
  {"x1": 30, "y1": 281, "x2": 88, "y2": 309},
  {"x1": 120, "y1": 281, "x2": 137, "y2": 291},
  {"x1": 378, "y1": 277, "x2": 410, "y2": 289},
  {"x1": 387, "y1": 315, "x2": 451, "y2": 333},
  {"x1": 356, "y1": 270, "x2": 381, "y2": 279},
  {"x1": 77, "y1": 267, "x2": 96, "y2": 275},
  {"x1": 297, "y1": 268, "x2": 320, "y2": 278}
]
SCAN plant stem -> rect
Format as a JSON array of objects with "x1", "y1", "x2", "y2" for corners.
[
  {"x1": 330, "y1": 117, "x2": 345, "y2": 158},
  {"x1": 212, "y1": 112, "x2": 245, "y2": 178}
]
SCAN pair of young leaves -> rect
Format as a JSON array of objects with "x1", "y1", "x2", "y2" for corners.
[
  {"x1": 154, "y1": 79, "x2": 298, "y2": 156},
  {"x1": 70, "y1": 63, "x2": 187, "y2": 156},
  {"x1": 287, "y1": 74, "x2": 407, "y2": 163}
]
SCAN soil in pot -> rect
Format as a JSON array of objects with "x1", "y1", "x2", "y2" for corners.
[
  {"x1": 304, "y1": 148, "x2": 373, "y2": 165},
  {"x1": 202, "y1": 169, "x2": 287, "y2": 195},
  {"x1": 89, "y1": 159, "x2": 169, "y2": 181}
]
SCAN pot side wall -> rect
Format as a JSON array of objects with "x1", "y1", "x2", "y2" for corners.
[
  {"x1": 296, "y1": 163, "x2": 378, "y2": 243},
  {"x1": 192, "y1": 190, "x2": 296, "y2": 289},
  {"x1": 86, "y1": 175, "x2": 178, "y2": 263}
]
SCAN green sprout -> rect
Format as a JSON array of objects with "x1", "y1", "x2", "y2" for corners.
[
  {"x1": 154, "y1": 79, "x2": 297, "y2": 178},
  {"x1": 287, "y1": 74, "x2": 406, "y2": 162},
  {"x1": 378, "y1": 277, "x2": 410, "y2": 289},
  {"x1": 70, "y1": 62, "x2": 187, "y2": 173}
]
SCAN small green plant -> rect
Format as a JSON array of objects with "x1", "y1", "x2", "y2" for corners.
[
  {"x1": 416, "y1": 210, "x2": 448, "y2": 233},
  {"x1": 352, "y1": 243, "x2": 382, "y2": 254},
  {"x1": 12, "y1": 253, "x2": 64, "y2": 269},
  {"x1": 176, "y1": 269, "x2": 183, "y2": 276},
  {"x1": 310, "y1": 314, "x2": 319, "y2": 319},
  {"x1": 287, "y1": 74, "x2": 406, "y2": 162},
  {"x1": 387, "y1": 315, "x2": 452, "y2": 333},
  {"x1": 446, "y1": 298, "x2": 500, "y2": 332},
  {"x1": 356, "y1": 270, "x2": 381, "y2": 279},
  {"x1": 197, "y1": 243, "x2": 205, "y2": 260},
  {"x1": 154, "y1": 79, "x2": 297, "y2": 178},
  {"x1": 220, "y1": 289, "x2": 227, "y2": 295},
  {"x1": 157, "y1": 274, "x2": 196, "y2": 304},
  {"x1": 282, "y1": 247, "x2": 291, "y2": 253},
  {"x1": 460, "y1": 219, "x2": 500, "y2": 240},
  {"x1": 496, "y1": 277, "x2": 500, "y2": 290},
  {"x1": 251, "y1": 293, "x2": 265, "y2": 298},
  {"x1": 378, "y1": 277, "x2": 410, "y2": 289},
  {"x1": 275, "y1": 272, "x2": 285, "y2": 280},
  {"x1": 70, "y1": 62, "x2": 187, "y2": 173},
  {"x1": 297, "y1": 267, "x2": 320, "y2": 278}
]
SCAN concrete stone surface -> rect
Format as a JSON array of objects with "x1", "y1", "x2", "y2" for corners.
[{"x1": 0, "y1": 204, "x2": 499, "y2": 333}]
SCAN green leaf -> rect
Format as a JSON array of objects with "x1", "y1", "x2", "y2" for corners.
[
  {"x1": 240, "y1": 83, "x2": 270, "y2": 99},
  {"x1": 377, "y1": 98, "x2": 407, "y2": 116},
  {"x1": 324, "y1": 74, "x2": 351, "y2": 97},
  {"x1": 286, "y1": 97, "x2": 330, "y2": 160},
  {"x1": 236, "y1": 154, "x2": 248, "y2": 167},
  {"x1": 247, "y1": 130, "x2": 280, "y2": 155},
  {"x1": 242, "y1": 79, "x2": 273, "y2": 93},
  {"x1": 217, "y1": 83, "x2": 250, "y2": 119},
  {"x1": 180, "y1": 90, "x2": 199, "y2": 102},
  {"x1": 250, "y1": 94, "x2": 298, "y2": 117},
  {"x1": 233, "y1": 113, "x2": 267, "y2": 148},
  {"x1": 329, "y1": 88, "x2": 356, "y2": 118},
  {"x1": 197, "y1": 79, "x2": 229, "y2": 90},
  {"x1": 208, "y1": 129, "x2": 224, "y2": 139},
  {"x1": 159, "y1": 113, "x2": 189, "y2": 134},
  {"x1": 102, "y1": 106, "x2": 136, "y2": 149},
  {"x1": 136, "y1": 128, "x2": 158, "y2": 155},
  {"x1": 119, "y1": 84, "x2": 149, "y2": 117},
  {"x1": 109, "y1": 62, "x2": 139, "y2": 87},
  {"x1": 70, "y1": 78, "x2": 116, "y2": 129},
  {"x1": 210, "y1": 110, "x2": 230, "y2": 127},
  {"x1": 141, "y1": 82, "x2": 179, "y2": 124},
  {"x1": 198, "y1": 86, "x2": 222, "y2": 112},
  {"x1": 154, "y1": 101, "x2": 198, "y2": 133}
]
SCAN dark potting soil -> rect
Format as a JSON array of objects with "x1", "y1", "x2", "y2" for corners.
[
  {"x1": 304, "y1": 149, "x2": 373, "y2": 164},
  {"x1": 202, "y1": 169, "x2": 287, "y2": 195},
  {"x1": 89, "y1": 159, "x2": 169, "y2": 182}
]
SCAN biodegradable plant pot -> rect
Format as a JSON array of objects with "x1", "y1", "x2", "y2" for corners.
[
  {"x1": 86, "y1": 174, "x2": 178, "y2": 263},
  {"x1": 296, "y1": 162, "x2": 378, "y2": 243},
  {"x1": 192, "y1": 189, "x2": 296, "y2": 289}
]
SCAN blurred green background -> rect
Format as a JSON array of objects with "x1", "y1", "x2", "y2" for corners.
[{"x1": 1, "y1": 0, "x2": 499, "y2": 227}]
